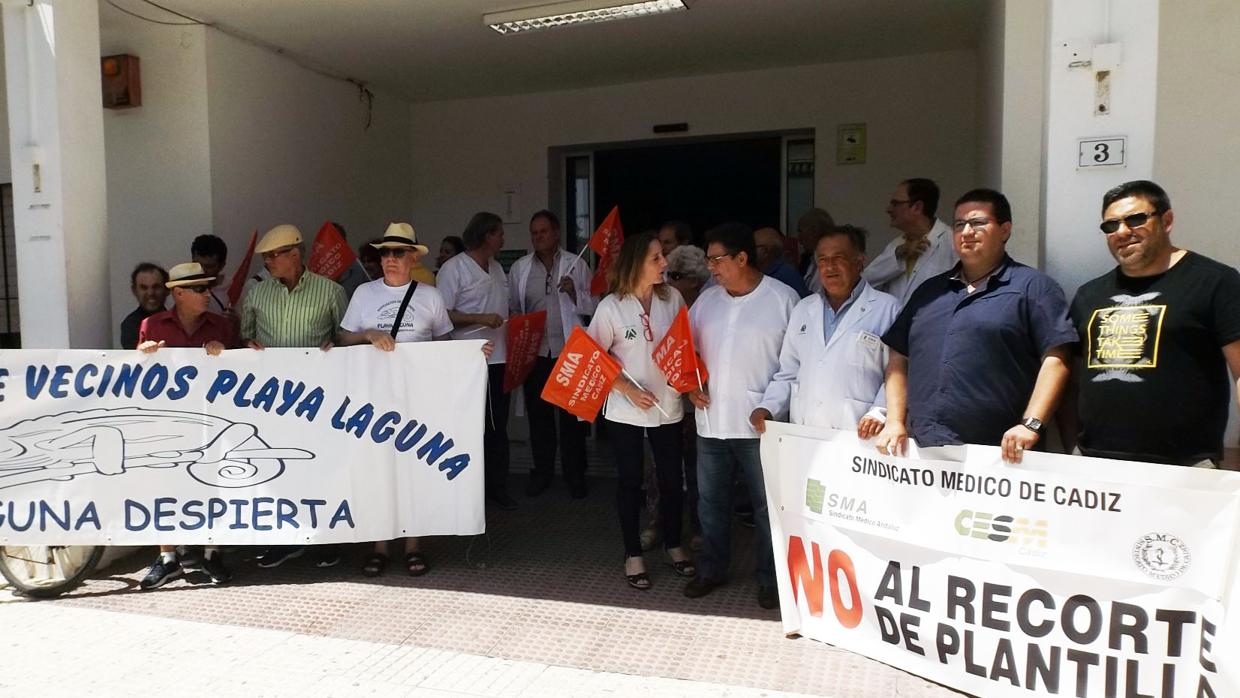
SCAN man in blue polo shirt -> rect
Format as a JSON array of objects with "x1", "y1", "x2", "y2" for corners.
[{"x1": 874, "y1": 188, "x2": 1077, "y2": 462}]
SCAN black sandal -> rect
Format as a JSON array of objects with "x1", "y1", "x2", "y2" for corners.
[
  {"x1": 669, "y1": 558, "x2": 697, "y2": 578},
  {"x1": 362, "y1": 553, "x2": 388, "y2": 577},
  {"x1": 405, "y1": 552, "x2": 430, "y2": 577},
  {"x1": 626, "y1": 571, "x2": 652, "y2": 590}
]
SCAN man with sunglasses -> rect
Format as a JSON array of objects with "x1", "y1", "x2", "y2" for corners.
[
  {"x1": 508, "y1": 210, "x2": 596, "y2": 498},
  {"x1": 1067, "y1": 180, "x2": 1240, "y2": 467},
  {"x1": 135, "y1": 261, "x2": 238, "y2": 588},
  {"x1": 241, "y1": 223, "x2": 347, "y2": 568},
  {"x1": 875, "y1": 189, "x2": 1077, "y2": 463},
  {"x1": 863, "y1": 178, "x2": 957, "y2": 307}
]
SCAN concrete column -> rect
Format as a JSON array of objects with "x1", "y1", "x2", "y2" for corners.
[
  {"x1": 2, "y1": 0, "x2": 110, "y2": 348},
  {"x1": 1042, "y1": 0, "x2": 1159, "y2": 296}
]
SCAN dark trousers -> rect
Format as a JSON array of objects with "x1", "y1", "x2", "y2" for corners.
[
  {"x1": 607, "y1": 419, "x2": 684, "y2": 558},
  {"x1": 485, "y1": 363, "x2": 511, "y2": 496},
  {"x1": 523, "y1": 356, "x2": 588, "y2": 487}
]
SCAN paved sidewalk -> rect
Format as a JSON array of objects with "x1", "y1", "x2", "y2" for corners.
[{"x1": 0, "y1": 443, "x2": 961, "y2": 698}]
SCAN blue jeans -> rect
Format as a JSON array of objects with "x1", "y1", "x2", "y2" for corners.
[{"x1": 696, "y1": 437, "x2": 774, "y2": 587}]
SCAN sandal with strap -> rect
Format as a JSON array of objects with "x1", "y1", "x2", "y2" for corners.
[
  {"x1": 361, "y1": 553, "x2": 389, "y2": 577},
  {"x1": 405, "y1": 552, "x2": 430, "y2": 577},
  {"x1": 626, "y1": 571, "x2": 652, "y2": 591},
  {"x1": 668, "y1": 558, "x2": 697, "y2": 578}
]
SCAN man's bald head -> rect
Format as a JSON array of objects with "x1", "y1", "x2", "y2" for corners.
[{"x1": 754, "y1": 227, "x2": 785, "y2": 271}]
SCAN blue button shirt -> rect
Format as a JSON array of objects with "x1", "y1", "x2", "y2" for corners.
[
  {"x1": 764, "y1": 259, "x2": 809, "y2": 297},
  {"x1": 881, "y1": 256, "x2": 1078, "y2": 447},
  {"x1": 822, "y1": 280, "x2": 865, "y2": 343}
]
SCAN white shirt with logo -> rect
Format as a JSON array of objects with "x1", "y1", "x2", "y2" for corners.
[
  {"x1": 586, "y1": 288, "x2": 686, "y2": 427},
  {"x1": 340, "y1": 279, "x2": 453, "y2": 343}
]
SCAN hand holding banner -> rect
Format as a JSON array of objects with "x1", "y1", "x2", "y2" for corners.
[
  {"x1": 587, "y1": 206, "x2": 624, "y2": 296},
  {"x1": 225, "y1": 230, "x2": 257, "y2": 310},
  {"x1": 651, "y1": 306, "x2": 709, "y2": 393},
  {"x1": 503, "y1": 310, "x2": 547, "y2": 393},
  {"x1": 540, "y1": 327, "x2": 622, "y2": 422},
  {"x1": 308, "y1": 221, "x2": 358, "y2": 281}
]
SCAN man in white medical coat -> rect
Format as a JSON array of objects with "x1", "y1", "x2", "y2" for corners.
[
  {"x1": 508, "y1": 210, "x2": 598, "y2": 498},
  {"x1": 861, "y1": 178, "x2": 957, "y2": 307},
  {"x1": 752, "y1": 225, "x2": 900, "y2": 436}
]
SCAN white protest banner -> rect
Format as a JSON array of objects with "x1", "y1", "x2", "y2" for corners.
[
  {"x1": 0, "y1": 343, "x2": 487, "y2": 545},
  {"x1": 761, "y1": 423, "x2": 1240, "y2": 698}
]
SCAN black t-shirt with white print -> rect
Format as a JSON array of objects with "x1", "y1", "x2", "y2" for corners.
[{"x1": 1070, "y1": 252, "x2": 1240, "y2": 464}]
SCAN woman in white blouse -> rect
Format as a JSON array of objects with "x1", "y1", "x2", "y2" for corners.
[{"x1": 587, "y1": 232, "x2": 697, "y2": 590}]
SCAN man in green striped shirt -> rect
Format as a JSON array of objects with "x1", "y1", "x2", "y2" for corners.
[
  {"x1": 241, "y1": 223, "x2": 347, "y2": 570},
  {"x1": 241, "y1": 224, "x2": 347, "y2": 350}
]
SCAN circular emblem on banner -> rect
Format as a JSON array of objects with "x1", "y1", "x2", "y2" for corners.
[{"x1": 1132, "y1": 533, "x2": 1191, "y2": 581}]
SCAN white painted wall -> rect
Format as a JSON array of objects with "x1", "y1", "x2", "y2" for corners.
[
  {"x1": 101, "y1": 14, "x2": 213, "y2": 347},
  {"x1": 997, "y1": 1, "x2": 1048, "y2": 268},
  {"x1": 1154, "y1": 0, "x2": 1240, "y2": 269},
  {"x1": 977, "y1": 1, "x2": 1005, "y2": 190},
  {"x1": 0, "y1": 22, "x2": 10, "y2": 183},
  {"x1": 409, "y1": 51, "x2": 980, "y2": 256},
  {"x1": 1043, "y1": 0, "x2": 1160, "y2": 297},
  {"x1": 205, "y1": 30, "x2": 412, "y2": 258}
]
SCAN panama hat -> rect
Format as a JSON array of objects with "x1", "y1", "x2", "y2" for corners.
[
  {"x1": 256, "y1": 224, "x2": 303, "y2": 254},
  {"x1": 165, "y1": 262, "x2": 216, "y2": 288},
  {"x1": 370, "y1": 222, "x2": 430, "y2": 255}
]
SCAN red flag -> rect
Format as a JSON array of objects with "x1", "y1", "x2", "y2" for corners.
[
  {"x1": 540, "y1": 327, "x2": 622, "y2": 423},
  {"x1": 502, "y1": 310, "x2": 547, "y2": 393},
  {"x1": 307, "y1": 221, "x2": 357, "y2": 281},
  {"x1": 587, "y1": 206, "x2": 624, "y2": 296},
  {"x1": 225, "y1": 230, "x2": 257, "y2": 310},
  {"x1": 651, "y1": 306, "x2": 709, "y2": 393}
]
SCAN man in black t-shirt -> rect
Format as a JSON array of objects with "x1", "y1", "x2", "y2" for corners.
[
  {"x1": 119, "y1": 262, "x2": 169, "y2": 349},
  {"x1": 1068, "y1": 180, "x2": 1240, "y2": 466}
]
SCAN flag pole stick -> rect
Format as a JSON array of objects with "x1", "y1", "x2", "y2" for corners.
[
  {"x1": 695, "y1": 367, "x2": 709, "y2": 433},
  {"x1": 622, "y1": 367, "x2": 671, "y2": 419}
]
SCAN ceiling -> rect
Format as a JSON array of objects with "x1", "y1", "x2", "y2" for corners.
[{"x1": 105, "y1": 0, "x2": 984, "y2": 103}]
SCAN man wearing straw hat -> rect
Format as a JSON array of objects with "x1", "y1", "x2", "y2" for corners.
[
  {"x1": 134, "y1": 262, "x2": 238, "y2": 589},
  {"x1": 241, "y1": 224, "x2": 347, "y2": 568},
  {"x1": 338, "y1": 222, "x2": 460, "y2": 578}
]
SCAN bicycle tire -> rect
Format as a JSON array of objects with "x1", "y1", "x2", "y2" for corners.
[{"x1": 0, "y1": 545, "x2": 103, "y2": 599}]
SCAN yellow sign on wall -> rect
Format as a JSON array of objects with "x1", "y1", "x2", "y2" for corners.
[{"x1": 836, "y1": 123, "x2": 867, "y2": 165}]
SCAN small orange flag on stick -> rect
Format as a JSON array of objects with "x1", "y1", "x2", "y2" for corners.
[
  {"x1": 225, "y1": 230, "x2": 257, "y2": 310},
  {"x1": 587, "y1": 206, "x2": 624, "y2": 296},
  {"x1": 651, "y1": 306, "x2": 709, "y2": 393},
  {"x1": 503, "y1": 310, "x2": 547, "y2": 394},
  {"x1": 540, "y1": 327, "x2": 622, "y2": 422},
  {"x1": 308, "y1": 221, "x2": 357, "y2": 281}
]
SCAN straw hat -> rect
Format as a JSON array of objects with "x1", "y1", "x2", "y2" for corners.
[
  {"x1": 256, "y1": 224, "x2": 303, "y2": 253},
  {"x1": 370, "y1": 222, "x2": 429, "y2": 255},
  {"x1": 165, "y1": 262, "x2": 216, "y2": 288}
]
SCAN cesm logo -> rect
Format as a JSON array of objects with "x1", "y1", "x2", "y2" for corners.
[{"x1": 954, "y1": 510, "x2": 1049, "y2": 556}]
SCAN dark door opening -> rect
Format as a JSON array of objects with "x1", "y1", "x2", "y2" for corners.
[{"x1": 593, "y1": 137, "x2": 782, "y2": 243}]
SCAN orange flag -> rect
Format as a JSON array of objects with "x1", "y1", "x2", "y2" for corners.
[
  {"x1": 540, "y1": 327, "x2": 622, "y2": 422},
  {"x1": 587, "y1": 206, "x2": 624, "y2": 296},
  {"x1": 308, "y1": 221, "x2": 357, "y2": 281},
  {"x1": 502, "y1": 310, "x2": 547, "y2": 393},
  {"x1": 225, "y1": 230, "x2": 257, "y2": 310},
  {"x1": 651, "y1": 306, "x2": 709, "y2": 393}
]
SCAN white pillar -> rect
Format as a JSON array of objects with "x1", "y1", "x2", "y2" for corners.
[
  {"x1": 1042, "y1": 0, "x2": 1160, "y2": 297},
  {"x1": 2, "y1": 0, "x2": 110, "y2": 348}
]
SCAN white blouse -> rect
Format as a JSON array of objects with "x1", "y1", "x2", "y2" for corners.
[
  {"x1": 436, "y1": 253, "x2": 510, "y2": 364},
  {"x1": 586, "y1": 288, "x2": 686, "y2": 427}
]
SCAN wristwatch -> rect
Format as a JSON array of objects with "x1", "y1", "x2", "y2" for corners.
[{"x1": 1021, "y1": 417, "x2": 1045, "y2": 434}]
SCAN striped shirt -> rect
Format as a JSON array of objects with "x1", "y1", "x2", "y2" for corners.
[{"x1": 240, "y1": 269, "x2": 346, "y2": 348}]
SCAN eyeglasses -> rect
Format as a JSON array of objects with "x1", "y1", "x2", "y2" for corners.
[
  {"x1": 544, "y1": 271, "x2": 553, "y2": 294},
  {"x1": 639, "y1": 313, "x2": 654, "y2": 342},
  {"x1": 889, "y1": 199, "x2": 913, "y2": 208},
  {"x1": 952, "y1": 217, "x2": 993, "y2": 233},
  {"x1": 182, "y1": 285, "x2": 210, "y2": 294},
  {"x1": 379, "y1": 248, "x2": 409, "y2": 258},
  {"x1": 261, "y1": 245, "x2": 297, "y2": 261},
  {"x1": 705, "y1": 252, "x2": 737, "y2": 267},
  {"x1": 1099, "y1": 211, "x2": 1159, "y2": 235}
]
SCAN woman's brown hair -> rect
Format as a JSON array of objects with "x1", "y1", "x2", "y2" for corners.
[{"x1": 608, "y1": 231, "x2": 669, "y2": 300}]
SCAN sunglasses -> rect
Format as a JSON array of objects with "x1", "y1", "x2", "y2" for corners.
[
  {"x1": 1099, "y1": 211, "x2": 1159, "y2": 235},
  {"x1": 182, "y1": 285, "x2": 210, "y2": 294},
  {"x1": 379, "y1": 248, "x2": 409, "y2": 258}
]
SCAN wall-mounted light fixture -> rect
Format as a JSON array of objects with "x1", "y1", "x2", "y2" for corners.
[{"x1": 484, "y1": 0, "x2": 689, "y2": 35}]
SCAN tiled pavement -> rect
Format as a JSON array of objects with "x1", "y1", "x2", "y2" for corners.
[{"x1": 0, "y1": 440, "x2": 962, "y2": 698}]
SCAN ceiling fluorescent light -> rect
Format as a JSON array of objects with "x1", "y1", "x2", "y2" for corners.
[{"x1": 485, "y1": 0, "x2": 689, "y2": 35}]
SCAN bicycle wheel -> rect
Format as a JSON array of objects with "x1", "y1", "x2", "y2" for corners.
[{"x1": 0, "y1": 545, "x2": 103, "y2": 598}]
